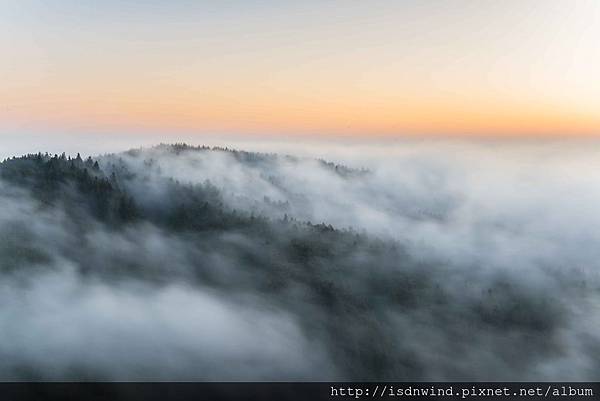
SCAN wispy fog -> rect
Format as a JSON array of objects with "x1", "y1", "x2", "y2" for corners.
[{"x1": 1, "y1": 139, "x2": 599, "y2": 380}]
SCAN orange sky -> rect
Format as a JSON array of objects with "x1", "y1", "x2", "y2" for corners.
[{"x1": 2, "y1": 1, "x2": 599, "y2": 137}]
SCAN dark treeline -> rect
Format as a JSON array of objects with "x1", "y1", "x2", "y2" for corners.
[{"x1": 1, "y1": 152, "x2": 137, "y2": 223}]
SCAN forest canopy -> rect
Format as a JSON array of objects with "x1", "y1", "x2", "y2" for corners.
[{"x1": 0, "y1": 144, "x2": 597, "y2": 381}]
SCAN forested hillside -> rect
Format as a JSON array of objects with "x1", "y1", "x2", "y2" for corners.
[{"x1": 0, "y1": 145, "x2": 597, "y2": 380}]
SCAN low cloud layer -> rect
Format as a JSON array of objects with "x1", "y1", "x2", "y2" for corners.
[{"x1": 1, "y1": 140, "x2": 599, "y2": 380}]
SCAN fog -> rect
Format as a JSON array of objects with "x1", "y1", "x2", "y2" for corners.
[
  {"x1": 1, "y1": 139, "x2": 599, "y2": 380},
  {"x1": 106, "y1": 140, "x2": 600, "y2": 271}
]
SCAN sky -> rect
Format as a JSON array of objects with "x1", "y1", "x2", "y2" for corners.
[{"x1": 1, "y1": 0, "x2": 600, "y2": 140}]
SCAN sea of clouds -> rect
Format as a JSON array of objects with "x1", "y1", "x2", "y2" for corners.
[{"x1": 1, "y1": 138, "x2": 599, "y2": 380}]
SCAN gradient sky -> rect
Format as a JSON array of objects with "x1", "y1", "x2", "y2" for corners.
[{"x1": 2, "y1": 0, "x2": 599, "y2": 138}]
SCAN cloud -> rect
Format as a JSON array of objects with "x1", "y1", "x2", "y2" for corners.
[{"x1": 0, "y1": 139, "x2": 599, "y2": 380}]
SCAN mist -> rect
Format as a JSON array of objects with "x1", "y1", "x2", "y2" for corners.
[{"x1": 1, "y1": 139, "x2": 599, "y2": 380}]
